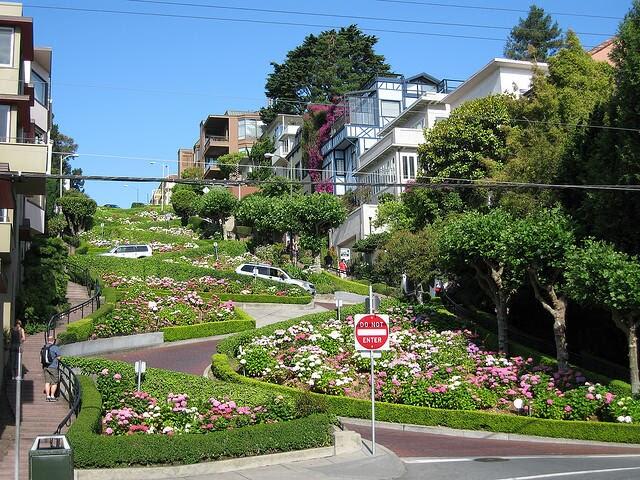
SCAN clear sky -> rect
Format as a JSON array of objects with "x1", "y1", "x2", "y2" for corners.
[{"x1": 23, "y1": 0, "x2": 633, "y2": 207}]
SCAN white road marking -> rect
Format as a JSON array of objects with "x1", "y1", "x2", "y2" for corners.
[{"x1": 494, "y1": 466, "x2": 640, "y2": 479}]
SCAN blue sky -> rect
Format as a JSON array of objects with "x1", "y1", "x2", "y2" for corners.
[{"x1": 24, "y1": 0, "x2": 632, "y2": 207}]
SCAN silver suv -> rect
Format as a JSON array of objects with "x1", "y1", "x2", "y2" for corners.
[
  {"x1": 100, "y1": 244, "x2": 153, "y2": 258},
  {"x1": 235, "y1": 263, "x2": 316, "y2": 295}
]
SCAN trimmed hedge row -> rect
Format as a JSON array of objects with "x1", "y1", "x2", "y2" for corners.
[
  {"x1": 67, "y1": 375, "x2": 334, "y2": 468},
  {"x1": 211, "y1": 354, "x2": 640, "y2": 444},
  {"x1": 161, "y1": 307, "x2": 256, "y2": 342},
  {"x1": 218, "y1": 294, "x2": 312, "y2": 304},
  {"x1": 57, "y1": 303, "x2": 114, "y2": 345},
  {"x1": 319, "y1": 272, "x2": 370, "y2": 296}
]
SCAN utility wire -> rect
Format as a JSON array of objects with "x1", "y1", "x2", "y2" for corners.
[
  {"x1": 25, "y1": 4, "x2": 598, "y2": 45},
  {"x1": 6, "y1": 171, "x2": 640, "y2": 193},
  {"x1": 374, "y1": 0, "x2": 624, "y2": 21},
  {"x1": 119, "y1": 0, "x2": 614, "y2": 37}
]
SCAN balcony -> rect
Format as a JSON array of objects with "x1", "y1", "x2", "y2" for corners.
[
  {"x1": 436, "y1": 78, "x2": 464, "y2": 94},
  {"x1": 0, "y1": 141, "x2": 49, "y2": 174},
  {"x1": 24, "y1": 198, "x2": 45, "y2": 234},
  {"x1": 203, "y1": 135, "x2": 229, "y2": 154},
  {"x1": 357, "y1": 128, "x2": 424, "y2": 172}
]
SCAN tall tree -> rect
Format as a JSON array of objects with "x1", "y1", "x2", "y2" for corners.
[
  {"x1": 247, "y1": 136, "x2": 275, "y2": 180},
  {"x1": 565, "y1": 240, "x2": 640, "y2": 394},
  {"x1": 564, "y1": 1, "x2": 640, "y2": 255},
  {"x1": 55, "y1": 190, "x2": 97, "y2": 236},
  {"x1": 260, "y1": 25, "x2": 391, "y2": 123},
  {"x1": 510, "y1": 209, "x2": 575, "y2": 371},
  {"x1": 438, "y1": 209, "x2": 524, "y2": 353},
  {"x1": 504, "y1": 5, "x2": 563, "y2": 61},
  {"x1": 500, "y1": 31, "x2": 613, "y2": 213},
  {"x1": 198, "y1": 188, "x2": 238, "y2": 235}
]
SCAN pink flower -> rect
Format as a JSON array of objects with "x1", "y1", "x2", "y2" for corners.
[
  {"x1": 101, "y1": 368, "x2": 109, "y2": 376},
  {"x1": 564, "y1": 405, "x2": 572, "y2": 413},
  {"x1": 605, "y1": 392, "x2": 615, "y2": 404},
  {"x1": 586, "y1": 393, "x2": 594, "y2": 400},
  {"x1": 546, "y1": 399, "x2": 554, "y2": 405},
  {"x1": 105, "y1": 427, "x2": 113, "y2": 435},
  {"x1": 113, "y1": 373, "x2": 122, "y2": 380}
]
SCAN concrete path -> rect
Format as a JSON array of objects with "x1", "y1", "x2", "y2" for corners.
[
  {"x1": 0, "y1": 281, "x2": 91, "y2": 480},
  {"x1": 237, "y1": 301, "x2": 329, "y2": 328}
]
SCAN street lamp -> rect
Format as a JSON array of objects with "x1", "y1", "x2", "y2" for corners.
[
  {"x1": 123, "y1": 184, "x2": 139, "y2": 203},
  {"x1": 214, "y1": 241, "x2": 219, "y2": 261},
  {"x1": 149, "y1": 162, "x2": 171, "y2": 211},
  {"x1": 59, "y1": 153, "x2": 78, "y2": 198}
]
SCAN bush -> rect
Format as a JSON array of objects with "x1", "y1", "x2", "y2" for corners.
[
  {"x1": 131, "y1": 202, "x2": 145, "y2": 208},
  {"x1": 161, "y1": 308, "x2": 255, "y2": 342},
  {"x1": 210, "y1": 354, "x2": 640, "y2": 444},
  {"x1": 76, "y1": 244, "x2": 89, "y2": 255},
  {"x1": 67, "y1": 375, "x2": 334, "y2": 468},
  {"x1": 57, "y1": 303, "x2": 115, "y2": 345}
]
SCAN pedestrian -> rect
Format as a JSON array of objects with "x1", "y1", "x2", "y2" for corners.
[
  {"x1": 338, "y1": 259, "x2": 347, "y2": 278},
  {"x1": 42, "y1": 335, "x2": 62, "y2": 402},
  {"x1": 10, "y1": 320, "x2": 25, "y2": 379}
]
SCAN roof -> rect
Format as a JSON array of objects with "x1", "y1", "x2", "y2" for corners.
[
  {"x1": 442, "y1": 58, "x2": 548, "y2": 106},
  {"x1": 588, "y1": 38, "x2": 615, "y2": 55},
  {"x1": 406, "y1": 72, "x2": 440, "y2": 85}
]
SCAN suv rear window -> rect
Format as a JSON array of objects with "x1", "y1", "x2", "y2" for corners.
[
  {"x1": 135, "y1": 246, "x2": 148, "y2": 252},
  {"x1": 241, "y1": 265, "x2": 254, "y2": 273}
]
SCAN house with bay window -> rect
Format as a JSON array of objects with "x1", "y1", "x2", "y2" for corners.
[{"x1": 0, "y1": 2, "x2": 53, "y2": 388}]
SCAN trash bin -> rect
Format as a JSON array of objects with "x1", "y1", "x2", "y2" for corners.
[{"x1": 29, "y1": 435, "x2": 73, "y2": 480}]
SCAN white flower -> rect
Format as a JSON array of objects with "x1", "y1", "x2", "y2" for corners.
[
  {"x1": 617, "y1": 416, "x2": 626, "y2": 422},
  {"x1": 239, "y1": 359, "x2": 246, "y2": 365},
  {"x1": 595, "y1": 394, "x2": 602, "y2": 400},
  {"x1": 625, "y1": 416, "x2": 633, "y2": 423}
]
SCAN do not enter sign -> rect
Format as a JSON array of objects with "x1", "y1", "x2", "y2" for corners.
[{"x1": 354, "y1": 314, "x2": 390, "y2": 351}]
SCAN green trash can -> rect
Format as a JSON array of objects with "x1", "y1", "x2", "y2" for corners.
[{"x1": 29, "y1": 435, "x2": 73, "y2": 480}]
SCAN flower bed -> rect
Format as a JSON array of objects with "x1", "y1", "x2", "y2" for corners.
[
  {"x1": 234, "y1": 304, "x2": 637, "y2": 424},
  {"x1": 66, "y1": 358, "x2": 334, "y2": 468},
  {"x1": 96, "y1": 368, "x2": 296, "y2": 436},
  {"x1": 91, "y1": 284, "x2": 242, "y2": 339}
]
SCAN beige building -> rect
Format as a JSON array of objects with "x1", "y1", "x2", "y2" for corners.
[
  {"x1": 0, "y1": 2, "x2": 52, "y2": 387},
  {"x1": 190, "y1": 111, "x2": 263, "y2": 179},
  {"x1": 589, "y1": 38, "x2": 615, "y2": 66}
]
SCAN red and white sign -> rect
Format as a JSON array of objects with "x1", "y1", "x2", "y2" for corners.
[{"x1": 354, "y1": 314, "x2": 390, "y2": 351}]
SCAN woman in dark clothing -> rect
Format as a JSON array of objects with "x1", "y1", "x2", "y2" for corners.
[{"x1": 10, "y1": 320, "x2": 25, "y2": 379}]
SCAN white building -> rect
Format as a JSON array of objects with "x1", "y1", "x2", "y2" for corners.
[{"x1": 261, "y1": 114, "x2": 303, "y2": 178}]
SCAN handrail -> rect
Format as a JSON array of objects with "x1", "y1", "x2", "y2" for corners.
[
  {"x1": 55, "y1": 360, "x2": 81, "y2": 434},
  {"x1": 44, "y1": 264, "x2": 101, "y2": 433}
]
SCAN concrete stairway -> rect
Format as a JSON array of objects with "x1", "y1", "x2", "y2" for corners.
[{"x1": 0, "y1": 281, "x2": 91, "y2": 480}]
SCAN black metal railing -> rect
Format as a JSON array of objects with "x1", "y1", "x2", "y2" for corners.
[
  {"x1": 55, "y1": 361, "x2": 82, "y2": 434},
  {"x1": 436, "y1": 78, "x2": 464, "y2": 94},
  {"x1": 44, "y1": 265, "x2": 101, "y2": 433}
]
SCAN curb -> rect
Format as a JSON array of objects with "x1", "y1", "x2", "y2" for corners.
[
  {"x1": 340, "y1": 417, "x2": 640, "y2": 448},
  {"x1": 74, "y1": 428, "x2": 362, "y2": 480}
]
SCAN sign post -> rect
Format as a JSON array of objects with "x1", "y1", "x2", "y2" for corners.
[{"x1": 354, "y1": 306, "x2": 389, "y2": 455}]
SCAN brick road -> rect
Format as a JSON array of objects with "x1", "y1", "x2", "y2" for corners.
[
  {"x1": 343, "y1": 422, "x2": 640, "y2": 458},
  {"x1": 101, "y1": 338, "x2": 220, "y2": 375}
]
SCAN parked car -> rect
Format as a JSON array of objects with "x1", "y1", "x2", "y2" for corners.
[
  {"x1": 235, "y1": 263, "x2": 316, "y2": 295},
  {"x1": 100, "y1": 244, "x2": 153, "y2": 258}
]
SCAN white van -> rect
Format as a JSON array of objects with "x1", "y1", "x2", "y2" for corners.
[
  {"x1": 235, "y1": 263, "x2": 316, "y2": 295},
  {"x1": 100, "y1": 244, "x2": 153, "y2": 259}
]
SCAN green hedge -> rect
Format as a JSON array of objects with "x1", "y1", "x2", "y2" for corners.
[
  {"x1": 315, "y1": 272, "x2": 370, "y2": 296},
  {"x1": 67, "y1": 375, "x2": 334, "y2": 468},
  {"x1": 57, "y1": 303, "x2": 114, "y2": 345},
  {"x1": 161, "y1": 307, "x2": 255, "y2": 342},
  {"x1": 211, "y1": 354, "x2": 640, "y2": 444},
  {"x1": 218, "y1": 294, "x2": 312, "y2": 304}
]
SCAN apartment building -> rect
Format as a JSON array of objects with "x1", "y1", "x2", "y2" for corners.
[
  {"x1": 0, "y1": 2, "x2": 52, "y2": 386},
  {"x1": 191, "y1": 111, "x2": 263, "y2": 179},
  {"x1": 261, "y1": 113, "x2": 303, "y2": 178},
  {"x1": 319, "y1": 73, "x2": 453, "y2": 196}
]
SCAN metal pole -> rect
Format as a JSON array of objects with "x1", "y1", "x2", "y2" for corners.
[
  {"x1": 14, "y1": 349, "x2": 22, "y2": 480},
  {"x1": 370, "y1": 349, "x2": 375, "y2": 456},
  {"x1": 59, "y1": 155, "x2": 63, "y2": 198},
  {"x1": 369, "y1": 284, "x2": 375, "y2": 456}
]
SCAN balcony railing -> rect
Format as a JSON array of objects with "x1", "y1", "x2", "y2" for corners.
[{"x1": 436, "y1": 79, "x2": 465, "y2": 94}]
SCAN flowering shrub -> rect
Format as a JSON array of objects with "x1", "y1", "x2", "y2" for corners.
[
  {"x1": 93, "y1": 285, "x2": 238, "y2": 338},
  {"x1": 238, "y1": 305, "x2": 628, "y2": 424},
  {"x1": 96, "y1": 369, "x2": 295, "y2": 436}
]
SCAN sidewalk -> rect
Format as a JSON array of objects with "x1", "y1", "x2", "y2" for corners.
[{"x1": 0, "y1": 281, "x2": 91, "y2": 480}]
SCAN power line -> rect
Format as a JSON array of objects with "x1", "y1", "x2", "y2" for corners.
[
  {"x1": 5, "y1": 171, "x2": 640, "y2": 193},
  {"x1": 374, "y1": 0, "x2": 624, "y2": 21},
  {"x1": 22, "y1": 4, "x2": 573, "y2": 44},
  {"x1": 119, "y1": 0, "x2": 614, "y2": 37}
]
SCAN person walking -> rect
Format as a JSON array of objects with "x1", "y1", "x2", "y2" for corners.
[
  {"x1": 338, "y1": 259, "x2": 347, "y2": 278},
  {"x1": 9, "y1": 320, "x2": 25, "y2": 379},
  {"x1": 43, "y1": 335, "x2": 62, "y2": 402}
]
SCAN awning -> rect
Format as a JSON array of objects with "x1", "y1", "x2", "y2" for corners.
[{"x1": 0, "y1": 179, "x2": 15, "y2": 209}]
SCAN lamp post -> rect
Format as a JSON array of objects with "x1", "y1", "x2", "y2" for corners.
[
  {"x1": 59, "y1": 153, "x2": 78, "y2": 198},
  {"x1": 214, "y1": 241, "x2": 219, "y2": 261},
  {"x1": 123, "y1": 184, "x2": 139, "y2": 203},
  {"x1": 149, "y1": 162, "x2": 170, "y2": 211}
]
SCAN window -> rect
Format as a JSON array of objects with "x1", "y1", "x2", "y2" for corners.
[
  {"x1": 135, "y1": 246, "x2": 148, "y2": 253},
  {"x1": 0, "y1": 28, "x2": 13, "y2": 66},
  {"x1": 380, "y1": 100, "x2": 401, "y2": 125},
  {"x1": 238, "y1": 119, "x2": 261, "y2": 140},
  {"x1": 257, "y1": 266, "x2": 270, "y2": 276},
  {"x1": 0, "y1": 105, "x2": 9, "y2": 142},
  {"x1": 241, "y1": 265, "x2": 254, "y2": 273},
  {"x1": 270, "y1": 268, "x2": 281, "y2": 278},
  {"x1": 32, "y1": 71, "x2": 48, "y2": 105},
  {"x1": 402, "y1": 155, "x2": 416, "y2": 180}
]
